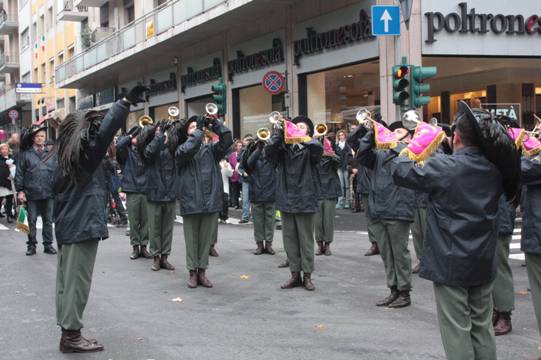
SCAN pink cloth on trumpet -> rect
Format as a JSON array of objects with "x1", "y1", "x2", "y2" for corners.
[
  {"x1": 401, "y1": 123, "x2": 444, "y2": 162},
  {"x1": 285, "y1": 120, "x2": 311, "y2": 144},
  {"x1": 373, "y1": 122, "x2": 398, "y2": 149},
  {"x1": 507, "y1": 128, "x2": 525, "y2": 149},
  {"x1": 323, "y1": 137, "x2": 335, "y2": 155},
  {"x1": 523, "y1": 133, "x2": 541, "y2": 156}
]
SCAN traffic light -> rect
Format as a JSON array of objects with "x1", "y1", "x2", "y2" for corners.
[
  {"x1": 211, "y1": 78, "x2": 226, "y2": 116},
  {"x1": 392, "y1": 64, "x2": 410, "y2": 108},
  {"x1": 410, "y1": 66, "x2": 437, "y2": 108}
]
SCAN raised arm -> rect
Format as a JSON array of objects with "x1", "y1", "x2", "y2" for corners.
[
  {"x1": 356, "y1": 131, "x2": 377, "y2": 170},
  {"x1": 391, "y1": 153, "x2": 452, "y2": 193},
  {"x1": 210, "y1": 121, "x2": 234, "y2": 161},
  {"x1": 521, "y1": 156, "x2": 541, "y2": 185},
  {"x1": 264, "y1": 129, "x2": 285, "y2": 165},
  {"x1": 115, "y1": 135, "x2": 131, "y2": 165},
  {"x1": 175, "y1": 129, "x2": 203, "y2": 167}
]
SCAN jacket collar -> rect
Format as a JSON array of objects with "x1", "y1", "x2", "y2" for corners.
[{"x1": 454, "y1": 146, "x2": 482, "y2": 156}]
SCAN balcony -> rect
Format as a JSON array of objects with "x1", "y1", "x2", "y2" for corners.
[
  {"x1": 0, "y1": 87, "x2": 31, "y2": 113},
  {"x1": 55, "y1": 0, "x2": 257, "y2": 89},
  {"x1": 0, "y1": 53, "x2": 19, "y2": 73},
  {"x1": 0, "y1": 11, "x2": 18, "y2": 34},
  {"x1": 75, "y1": 0, "x2": 109, "y2": 8},
  {"x1": 58, "y1": 0, "x2": 89, "y2": 22}
]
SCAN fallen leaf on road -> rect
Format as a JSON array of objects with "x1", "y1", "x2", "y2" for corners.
[
  {"x1": 240, "y1": 275, "x2": 250, "y2": 280},
  {"x1": 314, "y1": 324, "x2": 326, "y2": 330},
  {"x1": 136, "y1": 337, "x2": 144, "y2": 342},
  {"x1": 517, "y1": 289, "x2": 530, "y2": 296},
  {"x1": 171, "y1": 297, "x2": 183, "y2": 303}
]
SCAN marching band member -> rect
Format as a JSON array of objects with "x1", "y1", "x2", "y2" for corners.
[
  {"x1": 139, "y1": 118, "x2": 180, "y2": 272},
  {"x1": 314, "y1": 134, "x2": 341, "y2": 256},
  {"x1": 355, "y1": 120, "x2": 415, "y2": 308},
  {"x1": 242, "y1": 134, "x2": 277, "y2": 256},
  {"x1": 54, "y1": 85, "x2": 148, "y2": 353},
  {"x1": 391, "y1": 102, "x2": 520, "y2": 360},
  {"x1": 175, "y1": 114, "x2": 233, "y2": 288},
  {"x1": 265, "y1": 115, "x2": 322, "y2": 291},
  {"x1": 411, "y1": 190, "x2": 428, "y2": 274},
  {"x1": 116, "y1": 125, "x2": 152, "y2": 260}
]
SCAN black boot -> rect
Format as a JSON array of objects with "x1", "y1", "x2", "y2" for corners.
[
  {"x1": 197, "y1": 268, "x2": 213, "y2": 288},
  {"x1": 209, "y1": 245, "x2": 219, "y2": 257},
  {"x1": 315, "y1": 241, "x2": 325, "y2": 256},
  {"x1": 324, "y1": 242, "x2": 332, "y2": 256},
  {"x1": 187, "y1": 270, "x2": 198, "y2": 288},
  {"x1": 26, "y1": 246, "x2": 36, "y2": 256},
  {"x1": 494, "y1": 311, "x2": 512, "y2": 336},
  {"x1": 376, "y1": 286, "x2": 398, "y2": 307},
  {"x1": 388, "y1": 290, "x2": 411, "y2": 308},
  {"x1": 253, "y1": 242, "x2": 264, "y2": 255},
  {"x1": 140, "y1": 245, "x2": 152, "y2": 259},
  {"x1": 44, "y1": 245, "x2": 57, "y2": 255},
  {"x1": 160, "y1": 255, "x2": 175, "y2": 270},
  {"x1": 364, "y1": 242, "x2": 380, "y2": 256},
  {"x1": 130, "y1": 245, "x2": 140, "y2": 260},
  {"x1": 151, "y1": 256, "x2": 161, "y2": 271},
  {"x1": 265, "y1": 241, "x2": 275, "y2": 255},
  {"x1": 59, "y1": 329, "x2": 104, "y2": 353}
]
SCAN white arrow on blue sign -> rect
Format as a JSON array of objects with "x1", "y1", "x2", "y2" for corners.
[{"x1": 371, "y1": 5, "x2": 401, "y2": 36}]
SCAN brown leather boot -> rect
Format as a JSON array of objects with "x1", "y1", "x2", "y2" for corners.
[
  {"x1": 303, "y1": 273, "x2": 315, "y2": 291},
  {"x1": 265, "y1": 241, "x2": 275, "y2": 255},
  {"x1": 253, "y1": 242, "x2": 264, "y2": 255},
  {"x1": 197, "y1": 268, "x2": 213, "y2": 288},
  {"x1": 59, "y1": 329, "x2": 104, "y2": 353},
  {"x1": 492, "y1": 310, "x2": 500, "y2": 326},
  {"x1": 140, "y1": 245, "x2": 152, "y2": 259},
  {"x1": 388, "y1": 290, "x2": 411, "y2": 308},
  {"x1": 151, "y1": 256, "x2": 161, "y2": 271},
  {"x1": 494, "y1": 312, "x2": 512, "y2": 336},
  {"x1": 280, "y1": 272, "x2": 302, "y2": 289},
  {"x1": 277, "y1": 259, "x2": 289, "y2": 268},
  {"x1": 376, "y1": 286, "x2": 399, "y2": 306},
  {"x1": 209, "y1": 245, "x2": 219, "y2": 257},
  {"x1": 315, "y1": 241, "x2": 325, "y2": 256},
  {"x1": 187, "y1": 270, "x2": 198, "y2": 288},
  {"x1": 364, "y1": 242, "x2": 380, "y2": 256},
  {"x1": 324, "y1": 242, "x2": 332, "y2": 256},
  {"x1": 130, "y1": 245, "x2": 139, "y2": 260},
  {"x1": 160, "y1": 255, "x2": 175, "y2": 270}
]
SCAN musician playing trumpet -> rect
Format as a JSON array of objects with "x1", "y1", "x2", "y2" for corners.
[
  {"x1": 175, "y1": 107, "x2": 233, "y2": 289},
  {"x1": 265, "y1": 115, "x2": 323, "y2": 291}
]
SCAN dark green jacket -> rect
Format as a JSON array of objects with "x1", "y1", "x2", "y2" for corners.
[
  {"x1": 175, "y1": 124, "x2": 233, "y2": 215},
  {"x1": 116, "y1": 135, "x2": 147, "y2": 194},
  {"x1": 54, "y1": 100, "x2": 129, "y2": 244},
  {"x1": 521, "y1": 155, "x2": 541, "y2": 255},
  {"x1": 15, "y1": 147, "x2": 56, "y2": 200},
  {"x1": 316, "y1": 154, "x2": 341, "y2": 200},
  {"x1": 143, "y1": 133, "x2": 176, "y2": 203},
  {"x1": 264, "y1": 130, "x2": 322, "y2": 213},
  {"x1": 245, "y1": 145, "x2": 276, "y2": 204},
  {"x1": 392, "y1": 147, "x2": 503, "y2": 287}
]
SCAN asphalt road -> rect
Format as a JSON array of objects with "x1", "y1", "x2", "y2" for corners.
[{"x1": 0, "y1": 217, "x2": 539, "y2": 360}]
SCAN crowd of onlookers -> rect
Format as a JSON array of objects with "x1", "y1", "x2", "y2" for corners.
[{"x1": 0, "y1": 133, "x2": 21, "y2": 224}]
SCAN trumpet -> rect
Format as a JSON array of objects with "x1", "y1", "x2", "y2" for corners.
[
  {"x1": 257, "y1": 127, "x2": 271, "y2": 141},
  {"x1": 314, "y1": 123, "x2": 328, "y2": 137},
  {"x1": 402, "y1": 110, "x2": 422, "y2": 131},
  {"x1": 206, "y1": 103, "x2": 219, "y2": 117},
  {"x1": 167, "y1": 106, "x2": 180, "y2": 122},
  {"x1": 138, "y1": 114, "x2": 154, "y2": 128},
  {"x1": 269, "y1": 111, "x2": 284, "y2": 129},
  {"x1": 356, "y1": 108, "x2": 374, "y2": 129}
]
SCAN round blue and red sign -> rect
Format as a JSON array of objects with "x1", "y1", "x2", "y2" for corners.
[{"x1": 262, "y1": 71, "x2": 285, "y2": 95}]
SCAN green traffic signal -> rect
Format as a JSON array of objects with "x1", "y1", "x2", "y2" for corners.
[
  {"x1": 410, "y1": 66, "x2": 437, "y2": 108},
  {"x1": 211, "y1": 78, "x2": 227, "y2": 116},
  {"x1": 392, "y1": 65, "x2": 410, "y2": 108}
]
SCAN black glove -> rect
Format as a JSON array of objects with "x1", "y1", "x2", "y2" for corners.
[
  {"x1": 207, "y1": 117, "x2": 219, "y2": 130},
  {"x1": 127, "y1": 126, "x2": 140, "y2": 137},
  {"x1": 196, "y1": 116, "x2": 206, "y2": 130},
  {"x1": 125, "y1": 85, "x2": 150, "y2": 105}
]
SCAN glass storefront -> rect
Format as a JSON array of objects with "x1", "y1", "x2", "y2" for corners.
[
  {"x1": 126, "y1": 109, "x2": 144, "y2": 129},
  {"x1": 186, "y1": 96, "x2": 213, "y2": 118},
  {"x1": 238, "y1": 84, "x2": 284, "y2": 138},
  {"x1": 304, "y1": 60, "x2": 380, "y2": 133}
]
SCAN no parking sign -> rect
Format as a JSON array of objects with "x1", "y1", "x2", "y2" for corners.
[{"x1": 262, "y1": 71, "x2": 285, "y2": 95}]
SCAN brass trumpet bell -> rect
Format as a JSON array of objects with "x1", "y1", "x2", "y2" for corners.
[
  {"x1": 138, "y1": 115, "x2": 154, "y2": 128},
  {"x1": 356, "y1": 108, "x2": 374, "y2": 128},
  {"x1": 402, "y1": 110, "x2": 421, "y2": 131},
  {"x1": 314, "y1": 123, "x2": 328, "y2": 137},
  {"x1": 257, "y1": 127, "x2": 271, "y2": 141},
  {"x1": 269, "y1": 111, "x2": 284, "y2": 129}
]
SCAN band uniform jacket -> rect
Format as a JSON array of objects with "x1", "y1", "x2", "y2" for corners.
[
  {"x1": 175, "y1": 124, "x2": 233, "y2": 216},
  {"x1": 143, "y1": 132, "x2": 177, "y2": 203},
  {"x1": 392, "y1": 147, "x2": 503, "y2": 287},
  {"x1": 521, "y1": 155, "x2": 541, "y2": 255},
  {"x1": 244, "y1": 145, "x2": 276, "y2": 204},
  {"x1": 53, "y1": 100, "x2": 129, "y2": 244},
  {"x1": 116, "y1": 135, "x2": 147, "y2": 194}
]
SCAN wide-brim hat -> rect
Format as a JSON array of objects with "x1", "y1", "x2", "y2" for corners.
[
  {"x1": 388, "y1": 121, "x2": 405, "y2": 132},
  {"x1": 456, "y1": 100, "x2": 521, "y2": 205},
  {"x1": 183, "y1": 116, "x2": 199, "y2": 136},
  {"x1": 291, "y1": 116, "x2": 314, "y2": 137}
]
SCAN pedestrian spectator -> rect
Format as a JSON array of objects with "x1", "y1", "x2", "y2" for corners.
[
  {"x1": 228, "y1": 140, "x2": 242, "y2": 208},
  {"x1": 238, "y1": 134, "x2": 253, "y2": 224},
  {"x1": 15, "y1": 125, "x2": 57, "y2": 256},
  {"x1": 219, "y1": 158, "x2": 233, "y2": 224},
  {"x1": 0, "y1": 142, "x2": 15, "y2": 223},
  {"x1": 335, "y1": 130, "x2": 352, "y2": 209}
]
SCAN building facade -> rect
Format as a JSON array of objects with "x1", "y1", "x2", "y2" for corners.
[{"x1": 52, "y1": 0, "x2": 541, "y2": 138}]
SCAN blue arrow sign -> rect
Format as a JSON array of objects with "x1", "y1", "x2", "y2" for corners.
[{"x1": 371, "y1": 5, "x2": 400, "y2": 36}]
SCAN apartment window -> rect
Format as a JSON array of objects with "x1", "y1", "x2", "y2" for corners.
[
  {"x1": 39, "y1": 15, "x2": 44, "y2": 36},
  {"x1": 58, "y1": 53, "x2": 64, "y2": 65},
  {"x1": 100, "y1": 4, "x2": 109, "y2": 28},
  {"x1": 48, "y1": 60, "x2": 54, "y2": 84},
  {"x1": 67, "y1": 47, "x2": 74, "y2": 60},
  {"x1": 124, "y1": 0, "x2": 134, "y2": 24},
  {"x1": 56, "y1": 98, "x2": 65, "y2": 109},
  {"x1": 22, "y1": 72, "x2": 30, "y2": 83},
  {"x1": 33, "y1": 67, "x2": 38, "y2": 82},
  {"x1": 47, "y1": 7, "x2": 53, "y2": 31},
  {"x1": 32, "y1": 22, "x2": 37, "y2": 44},
  {"x1": 69, "y1": 96, "x2": 76, "y2": 113},
  {"x1": 21, "y1": 28, "x2": 30, "y2": 51},
  {"x1": 41, "y1": 63, "x2": 46, "y2": 83}
]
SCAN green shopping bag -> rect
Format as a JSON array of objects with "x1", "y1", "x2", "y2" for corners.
[{"x1": 16, "y1": 206, "x2": 30, "y2": 234}]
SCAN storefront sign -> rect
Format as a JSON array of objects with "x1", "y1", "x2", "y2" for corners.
[
  {"x1": 228, "y1": 38, "x2": 284, "y2": 80},
  {"x1": 293, "y1": 9, "x2": 373, "y2": 65},
  {"x1": 482, "y1": 103, "x2": 521, "y2": 122},
  {"x1": 262, "y1": 71, "x2": 285, "y2": 95},
  {"x1": 181, "y1": 58, "x2": 222, "y2": 92},
  {"x1": 425, "y1": 2, "x2": 541, "y2": 44},
  {"x1": 148, "y1": 72, "x2": 177, "y2": 96}
]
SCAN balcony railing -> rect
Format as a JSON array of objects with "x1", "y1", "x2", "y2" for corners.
[
  {"x1": 55, "y1": 0, "x2": 228, "y2": 84},
  {"x1": 64, "y1": 0, "x2": 88, "y2": 12},
  {"x1": 58, "y1": 0, "x2": 89, "y2": 22},
  {"x1": 0, "y1": 53, "x2": 20, "y2": 69},
  {"x1": 0, "y1": 11, "x2": 18, "y2": 30},
  {"x1": 0, "y1": 87, "x2": 31, "y2": 113}
]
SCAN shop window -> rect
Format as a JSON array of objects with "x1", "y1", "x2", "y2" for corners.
[
  {"x1": 305, "y1": 61, "x2": 379, "y2": 134},
  {"x1": 239, "y1": 84, "x2": 285, "y2": 138},
  {"x1": 56, "y1": 98, "x2": 65, "y2": 109}
]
